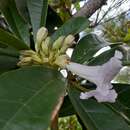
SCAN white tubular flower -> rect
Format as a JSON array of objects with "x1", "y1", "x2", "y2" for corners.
[{"x1": 66, "y1": 51, "x2": 123, "y2": 103}]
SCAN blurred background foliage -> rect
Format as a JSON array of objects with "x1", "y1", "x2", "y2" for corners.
[
  {"x1": 102, "y1": 14, "x2": 130, "y2": 44},
  {"x1": 58, "y1": 115, "x2": 82, "y2": 130}
]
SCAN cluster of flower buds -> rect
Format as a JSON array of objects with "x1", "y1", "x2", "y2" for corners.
[
  {"x1": 17, "y1": 27, "x2": 75, "y2": 68},
  {"x1": 18, "y1": 27, "x2": 123, "y2": 103}
]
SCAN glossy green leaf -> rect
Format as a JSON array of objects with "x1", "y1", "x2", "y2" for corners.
[
  {"x1": 51, "y1": 17, "x2": 89, "y2": 41},
  {"x1": 0, "y1": 46, "x2": 19, "y2": 74},
  {"x1": 0, "y1": 28, "x2": 29, "y2": 50},
  {"x1": 27, "y1": 0, "x2": 48, "y2": 40},
  {"x1": 0, "y1": 66, "x2": 66, "y2": 130},
  {"x1": 15, "y1": 0, "x2": 30, "y2": 23},
  {"x1": 88, "y1": 47, "x2": 117, "y2": 65},
  {"x1": 87, "y1": 44, "x2": 123, "y2": 66},
  {"x1": 59, "y1": 96, "x2": 75, "y2": 117},
  {"x1": 107, "y1": 83, "x2": 130, "y2": 121},
  {"x1": 71, "y1": 34, "x2": 108, "y2": 64},
  {"x1": 0, "y1": 55, "x2": 18, "y2": 74},
  {"x1": 68, "y1": 85, "x2": 130, "y2": 130},
  {"x1": 0, "y1": 0, "x2": 30, "y2": 44},
  {"x1": 0, "y1": 46, "x2": 19, "y2": 57}
]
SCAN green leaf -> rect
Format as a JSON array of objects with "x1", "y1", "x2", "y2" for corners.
[
  {"x1": 27, "y1": 0, "x2": 48, "y2": 40},
  {"x1": 88, "y1": 47, "x2": 117, "y2": 65},
  {"x1": 0, "y1": 66, "x2": 66, "y2": 130},
  {"x1": 0, "y1": 28, "x2": 29, "y2": 50},
  {"x1": 15, "y1": 0, "x2": 30, "y2": 23},
  {"x1": 68, "y1": 85, "x2": 130, "y2": 130},
  {"x1": 0, "y1": 0, "x2": 30, "y2": 44},
  {"x1": 107, "y1": 83, "x2": 130, "y2": 121},
  {"x1": 0, "y1": 55, "x2": 18, "y2": 74},
  {"x1": 87, "y1": 44, "x2": 124, "y2": 66},
  {"x1": 0, "y1": 43, "x2": 19, "y2": 74},
  {"x1": 51, "y1": 17, "x2": 89, "y2": 41},
  {"x1": 0, "y1": 46, "x2": 19, "y2": 57},
  {"x1": 71, "y1": 34, "x2": 108, "y2": 64},
  {"x1": 59, "y1": 96, "x2": 75, "y2": 117}
]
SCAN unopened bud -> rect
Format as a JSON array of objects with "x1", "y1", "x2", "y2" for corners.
[
  {"x1": 17, "y1": 57, "x2": 32, "y2": 66},
  {"x1": 41, "y1": 37, "x2": 51, "y2": 56},
  {"x1": 59, "y1": 35, "x2": 74, "y2": 54},
  {"x1": 49, "y1": 51, "x2": 55, "y2": 63},
  {"x1": 64, "y1": 35, "x2": 74, "y2": 46},
  {"x1": 35, "y1": 27, "x2": 48, "y2": 52},
  {"x1": 36, "y1": 27, "x2": 48, "y2": 43},
  {"x1": 31, "y1": 54, "x2": 42, "y2": 63},
  {"x1": 42, "y1": 58, "x2": 49, "y2": 63},
  {"x1": 45, "y1": 37, "x2": 51, "y2": 48},
  {"x1": 20, "y1": 50, "x2": 36, "y2": 56},
  {"x1": 54, "y1": 55, "x2": 70, "y2": 68},
  {"x1": 52, "y1": 36, "x2": 65, "y2": 51}
]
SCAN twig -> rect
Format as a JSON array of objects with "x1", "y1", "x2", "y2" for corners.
[
  {"x1": 50, "y1": 96, "x2": 64, "y2": 130},
  {"x1": 73, "y1": 0, "x2": 107, "y2": 18}
]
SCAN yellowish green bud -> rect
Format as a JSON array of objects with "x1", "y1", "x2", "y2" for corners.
[
  {"x1": 54, "y1": 55, "x2": 70, "y2": 68},
  {"x1": 63, "y1": 35, "x2": 74, "y2": 46},
  {"x1": 17, "y1": 57, "x2": 32, "y2": 66},
  {"x1": 20, "y1": 50, "x2": 36, "y2": 56},
  {"x1": 52, "y1": 36, "x2": 65, "y2": 51},
  {"x1": 41, "y1": 37, "x2": 51, "y2": 56},
  {"x1": 21, "y1": 57, "x2": 32, "y2": 62},
  {"x1": 59, "y1": 45, "x2": 68, "y2": 54},
  {"x1": 48, "y1": 51, "x2": 55, "y2": 63},
  {"x1": 59, "y1": 35, "x2": 75, "y2": 54},
  {"x1": 45, "y1": 36, "x2": 51, "y2": 48},
  {"x1": 35, "y1": 27, "x2": 48, "y2": 52},
  {"x1": 42, "y1": 58, "x2": 49, "y2": 63},
  {"x1": 36, "y1": 27, "x2": 48, "y2": 43},
  {"x1": 31, "y1": 54, "x2": 42, "y2": 63}
]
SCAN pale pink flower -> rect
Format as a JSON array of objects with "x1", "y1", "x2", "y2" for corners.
[{"x1": 66, "y1": 51, "x2": 123, "y2": 103}]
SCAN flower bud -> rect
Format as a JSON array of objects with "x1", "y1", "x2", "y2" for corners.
[
  {"x1": 63, "y1": 35, "x2": 74, "y2": 46},
  {"x1": 31, "y1": 54, "x2": 42, "y2": 63},
  {"x1": 35, "y1": 27, "x2": 48, "y2": 52},
  {"x1": 48, "y1": 51, "x2": 55, "y2": 63},
  {"x1": 42, "y1": 58, "x2": 49, "y2": 63},
  {"x1": 41, "y1": 37, "x2": 51, "y2": 56},
  {"x1": 59, "y1": 35, "x2": 74, "y2": 54},
  {"x1": 54, "y1": 55, "x2": 70, "y2": 68},
  {"x1": 17, "y1": 57, "x2": 32, "y2": 66},
  {"x1": 52, "y1": 36, "x2": 65, "y2": 51},
  {"x1": 20, "y1": 50, "x2": 36, "y2": 56},
  {"x1": 36, "y1": 27, "x2": 48, "y2": 43}
]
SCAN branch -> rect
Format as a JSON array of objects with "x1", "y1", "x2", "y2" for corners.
[{"x1": 73, "y1": 0, "x2": 108, "y2": 18}]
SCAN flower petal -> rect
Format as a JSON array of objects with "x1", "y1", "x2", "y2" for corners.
[
  {"x1": 80, "y1": 89, "x2": 117, "y2": 103},
  {"x1": 94, "y1": 89, "x2": 118, "y2": 103},
  {"x1": 66, "y1": 51, "x2": 123, "y2": 86},
  {"x1": 66, "y1": 62, "x2": 101, "y2": 85}
]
